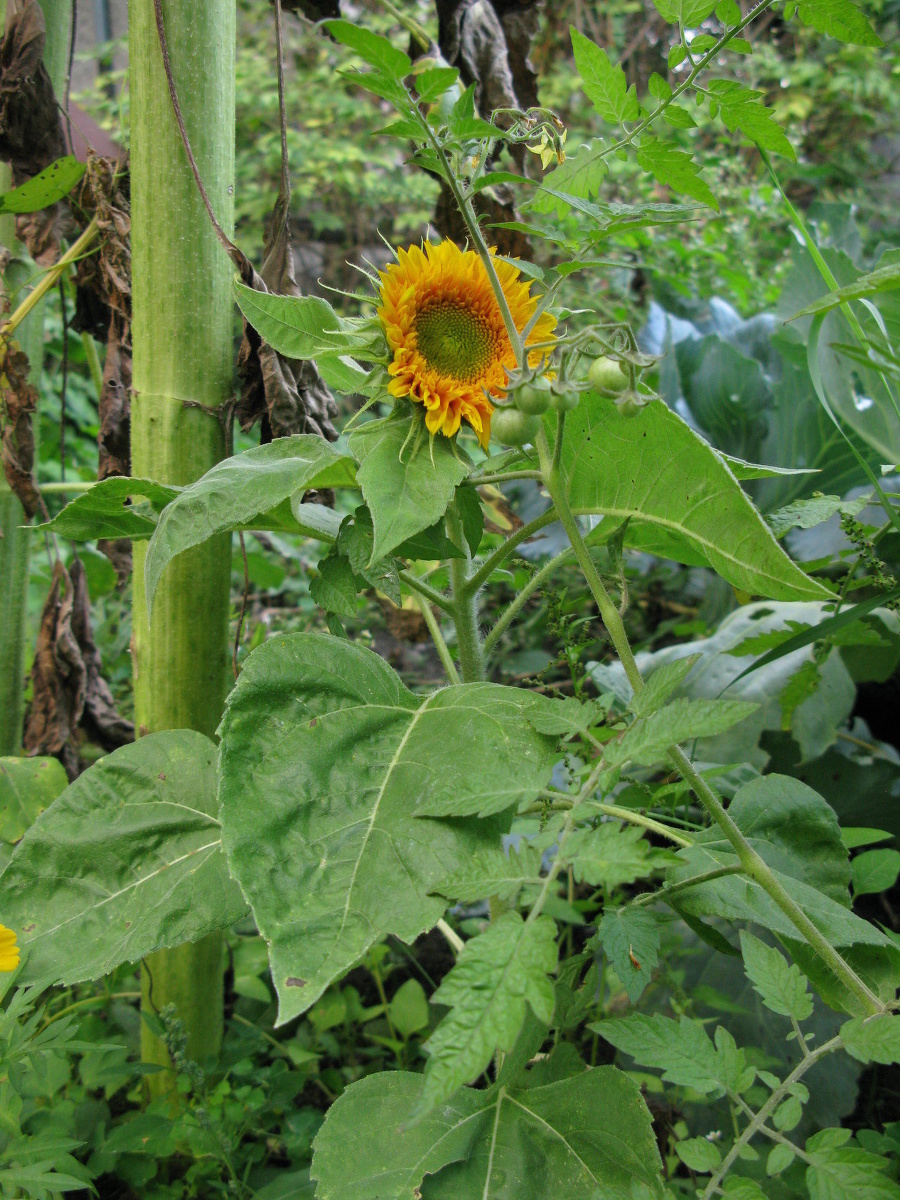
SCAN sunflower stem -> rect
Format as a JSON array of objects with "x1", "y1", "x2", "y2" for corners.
[
  {"x1": 464, "y1": 508, "x2": 560, "y2": 596},
  {"x1": 447, "y1": 503, "x2": 485, "y2": 683}
]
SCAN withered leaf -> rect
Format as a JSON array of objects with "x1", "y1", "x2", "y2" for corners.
[
  {"x1": 24, "y1": 559, "x2": 133, "y2": 780},
  {"x1": 0, "y1": 0, "x2": 70, "y2": 264},
  {"x1": 0, "y1": 340, "x2": 39, "y2": 518},
  {"x1": 97, "y1": 315, "x2": 131, "y2": 481},
  {"x1": 70, "y1": 155, "x2": 133, "y2": 578}
]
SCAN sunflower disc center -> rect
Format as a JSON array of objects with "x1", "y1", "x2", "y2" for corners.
[{"x1": 414, "y1": 301, "x2": 495, "y2": 382}]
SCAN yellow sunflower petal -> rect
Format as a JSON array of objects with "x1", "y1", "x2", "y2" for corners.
[
  {"x1": 377, "y1": 239, "x2": 557, "y2": 447},
  {"x1": 0, "y1": 923, "x2": 20, "y2": 973}
]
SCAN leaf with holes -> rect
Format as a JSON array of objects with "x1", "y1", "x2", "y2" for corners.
[
  {"x1": 0, "y1": 156, "x2": 85, "y2": 214},
  {"x1": 35, "y1": 477, "x2": 179, "y2": 540}
]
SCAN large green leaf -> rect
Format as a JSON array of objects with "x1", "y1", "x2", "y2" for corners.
[
  {"x1": 0, "y1": 757, "x2": 68, "y2": 845},
  {"x1": 144, "y1": 436, "x2": 357, "y2": 612},
  {"x1": 556, "y1": 390, "x2": 831, "y2": 600},
  {"x1": 758, "y1": 333, "x2": 876, "y2": 511},
  {"x1": 420, "y1": 912, "x2": 557, "y2": 1113},
  {"x1": 350, "y1": 416, "x2": 470, "y2": 562},
  {"x1": 311, "y1": 1067, "x2": 664, "y2": 1200},
  {"x1": 312, "y1": 1073, "x2": 483, "y2": 1200},
  {"x1": 695, "y1": 774, "x2": 850, "y2": 900},
  {"x1": 35, "y1": 477, "x2": 179, "y2": 541},
  {"x1": 217, "y1": 633, "x2": 556, "y2": 1023},
  {"x1": 675, "y1": 336, "x2": 772, "y2": 469},
  {"x1": 0, "y1": 732, "x2": 246, "y2": 989}
]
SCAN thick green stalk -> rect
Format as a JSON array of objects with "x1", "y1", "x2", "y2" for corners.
[
  {"x1": 0, "y1": 0, "x2": 72, "y2": 754},
  {"x1": 130, "y1": 0, "x2": 235, "y2": 1084},
  {"x1": 536, "y1": 419, "x2": 883, "y2": 1017}
]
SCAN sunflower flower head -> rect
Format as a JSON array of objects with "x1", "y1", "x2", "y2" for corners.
[
  {"x1": 376, "y1": 240, "x2": 557, "y2": 449},
  {"x1": 0, "y1": 923, "x2": 19, "y2": 973}
]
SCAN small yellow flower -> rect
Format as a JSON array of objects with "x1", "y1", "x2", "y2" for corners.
[
  {"x1": 0, "y1": 923, "x2": 19, "y2": 973},
  {"x1": 377, "y1": 240, "x2": 557, "y2": 448}
]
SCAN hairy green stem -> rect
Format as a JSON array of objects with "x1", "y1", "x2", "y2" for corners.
[
  {"x1": 730, "y1": 1091, "x2": 810, "y2": 1161},
  {"x1": 592, "y1": 801, "x2": 692, "y2": 848},
  {"x1": 37, "y1": 480, "x2": 95, "y2": 494},
  {"x1": 603, "y1": 0, "x2": 776, "y2": 161},
  {"x1": 629, "y1": 864, "x2": 743, "y2": 908},
  {"x1": 538, "y1": 417, "x2": 884, "y2": 1017},
  {"x1": 469, "y1": 469, "x2": 543, "y2": 486},
  {"x1": 465, "y1": 508, "x2": 560, "y2": 595},
  {"x1": 399, "y1": 568, "x2": 455, "y2": 615},
  {"x1": 668, "y1": 742, "x2": 882, "y2": 1014},
  {"x1": 436, "y1": 917, "x2": 465, "y2": 955},
  {"x1": 537, "y1": 421, "x2": 642, "y2": 690},
  {"x1": 0, "y1": 219, "x2": 98, "y2": 341},
  {"x1": 447, "y1": 504, "x2": 485, "y2": 682}
]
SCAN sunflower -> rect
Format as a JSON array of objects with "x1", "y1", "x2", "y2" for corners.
[
  {"x1": 0, "y1": 923, "x2": 19, "y2": 973},
  {"x1": 377, "y1": 240, "x2": 557, "y2": 449}
]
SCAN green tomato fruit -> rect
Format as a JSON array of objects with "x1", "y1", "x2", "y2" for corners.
[
  {"x1": 514, "y1": 378, "x2": 552, "y2": 415},
  {"x1": 615, "y1": 390, "x2": 648, "y2": 417},
  {"x1": 587, "y1": 356, "x2": 628, "y2": 395},
  {"x1": 550, "y1": 387, "x2": 580, "y2": 412},
  {"x1": 491, "y1": 407, "x2": 541, "y2": 447}
]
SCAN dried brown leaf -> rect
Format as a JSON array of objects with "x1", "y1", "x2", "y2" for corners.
[
  {"x1": 0, "y1": 340, "x2": 39, "y2": 517},
  {"x1": 97, "y1": 315, "x2": 131, "y2": 480},
  {"x1": 70, "y1": 155, "x2": 133, "y2": 581},
  {"x1": 0, "y1": 0, "x2": 70, "y2": 264},
  {"x1": 24, "y1": 559, "x2": 133, "y2": 779}
]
